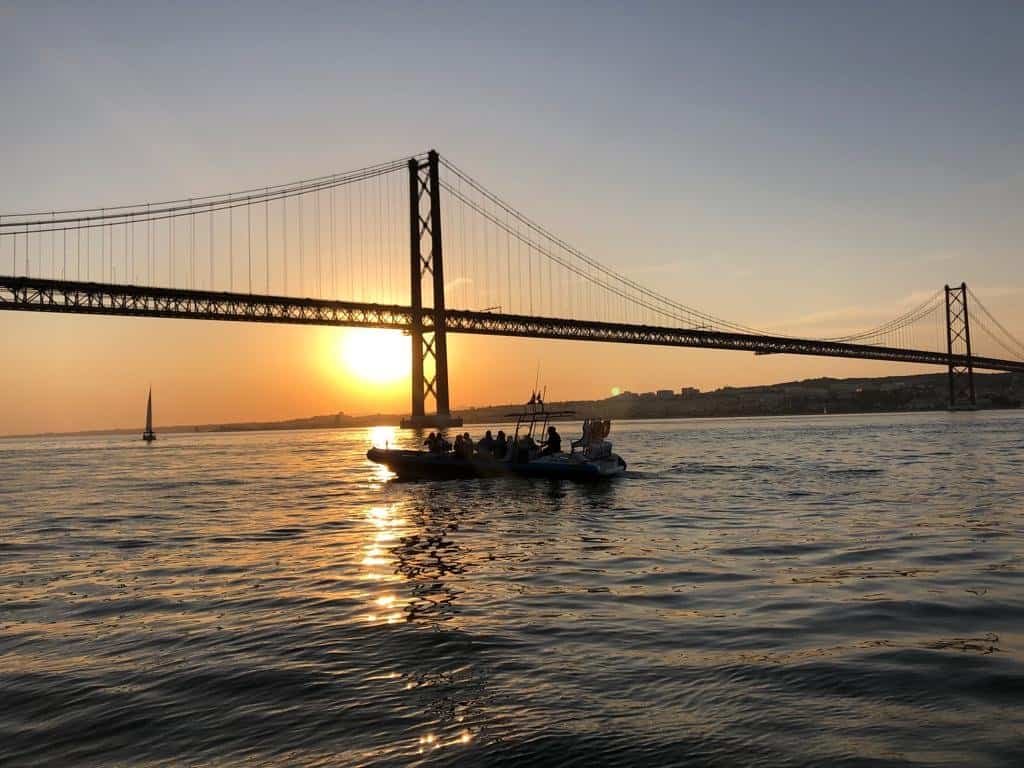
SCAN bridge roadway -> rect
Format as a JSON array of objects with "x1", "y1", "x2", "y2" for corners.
[{"x1": 3, "y1": 276, "x2": 1024, "y2": 373}]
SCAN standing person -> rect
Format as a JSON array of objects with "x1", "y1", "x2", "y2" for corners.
[
  {"x1": 478, "y1": 430, "x2": 495, "y2": 457},
  {"x1": 494, "y1": 430, "x2": 508, "y2": 459},
  {"x1": 424, "y1": 432, "x2": 438, "y2": 453},
  {"x1": 461, "y1": 432, "x2": 474, "y2": 457}
]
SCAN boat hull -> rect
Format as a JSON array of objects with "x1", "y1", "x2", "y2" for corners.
[
  {"x1": 366, "y1": 448, "x2": 625, "y2": 482},
  {"x1": 366, "y1": 448, "x2": 503, "y2": 480},
  {"x1": 508, "y1": 454, "x2": 625, "y2": 479}
]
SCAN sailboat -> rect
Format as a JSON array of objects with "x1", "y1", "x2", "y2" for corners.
[{"x1": 142, "y1": 388, "x2": 156, "y2": 442}]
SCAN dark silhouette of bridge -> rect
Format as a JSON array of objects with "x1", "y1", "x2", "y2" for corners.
[{"x1": 3, "y1": 150, "x2": 1023, "y2": 424}]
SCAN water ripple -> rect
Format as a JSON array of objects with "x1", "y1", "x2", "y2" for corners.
[{"x1": 1, "y1": 411, "x2": 1022, "y2": 766}]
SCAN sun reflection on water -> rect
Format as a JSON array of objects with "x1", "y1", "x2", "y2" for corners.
[
  {"x1": 416, "y1": 728, "x2": 474, "y2": 755},
  {"x1": 360, "y1": 505, "x2": 408, "y2": 622},
  {"x1": 367, "y1": 425, "x2": 397, "y2": 449},
  {"x1": 366, "y1": 427, "x2": 398, "y2": 483},
  {"x1": 357, "y1": 501, "x2": 482, "y2": 754}
]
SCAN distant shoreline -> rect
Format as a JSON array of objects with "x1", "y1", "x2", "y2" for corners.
[{"x1": 4, "y1": 370, "x2": 1020, "y2": 440}]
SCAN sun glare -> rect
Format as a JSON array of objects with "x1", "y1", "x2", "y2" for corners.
[{"x1": 337, "y1": 329, "x2": 410, "y2": 384}]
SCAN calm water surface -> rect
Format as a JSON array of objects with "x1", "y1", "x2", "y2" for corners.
[{"x1": 1, "y1": 412, "x2": 1022, "y2": 766}]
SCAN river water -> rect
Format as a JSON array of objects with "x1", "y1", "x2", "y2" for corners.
[{"x1": 1, "y1": 411, "x2": 1022, "y2": 767}]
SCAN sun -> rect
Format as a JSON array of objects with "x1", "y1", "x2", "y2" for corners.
[{"x1": 337, "y1": 329, "x2": 410, "y2": 384}]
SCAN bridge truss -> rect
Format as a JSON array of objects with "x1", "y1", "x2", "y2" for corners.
[{"x1": 4, "y1": 276, "x2": 1023, "y2": 378}]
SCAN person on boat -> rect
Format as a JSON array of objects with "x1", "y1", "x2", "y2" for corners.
[
  {"x1": 424, "y1": 432, "x2": 442, "y2": 453},
  {"x1": 541, "y1": 425, "x2": 562, "y2": 456},
  {"x1": 494, "y1": 430, "x2": 508, "y2": 459},
  {"x1": 478, "y1": 430, "x2": 495, "y2": 457},
  {"x1": 453, "y1": 433, "x2": 464, "y2": 456},
  {"x1": 459, "y1": 432, "x2": 474, "y2": 458}
]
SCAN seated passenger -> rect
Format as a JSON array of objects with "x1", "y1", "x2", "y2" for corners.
[
  {"x1": 424, "y1": 431, "x2": 439, "y2": 453},
  {"x1": 541, "y1": 425, "x2": 562, "y2": 456}
]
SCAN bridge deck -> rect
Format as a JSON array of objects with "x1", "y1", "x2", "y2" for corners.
[{"x1": 3, "y1": 276, "x2": 1023, "y2": 373}]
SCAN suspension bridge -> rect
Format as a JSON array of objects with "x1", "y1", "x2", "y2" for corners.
[{"x1": 2, "y1": 150, "x2": 1023, "y2": 426}]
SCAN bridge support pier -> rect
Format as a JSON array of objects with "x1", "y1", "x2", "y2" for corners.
[
  {"x1": 401, "y1": 150, "x2": 462, "y2": 430},
  {"x1": 945, "y1": 282, "x2": 976, "y2": 410}
]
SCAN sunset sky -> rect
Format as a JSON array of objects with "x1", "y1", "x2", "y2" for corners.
[{"x1": 2, "y1": 2, "x2": 1022, "y2": 435}]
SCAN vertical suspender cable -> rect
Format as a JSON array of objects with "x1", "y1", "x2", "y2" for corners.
[
  {"x1": 169, "y1": 213, "x2": 174, "y2": 287},
  {"x1": 315, "y1": 188, "x2": 321, "y2": 297},
  {"x1": 282, "y1": 196, "x2": 288, "y2": 296},
  {"x1": 248, "y1": 198, "x2": 253, "y2": 293},
  {"x1": 458, "y1": 176, "x2": 467, "y2": 308},
  {"x1": 388, "y1": 172, "x2": 396, "y2": 303},
  {"x1": 229, "y1": 196, "x2": 234, "y2": 291},
  {"x1": 506, "y1": 209, "x2": 512, "y2": 313},
  {"x1": 378, "y1": 175, "x2": 385, "y2": 302},
  {"x1": 209, "y1": 204, "x2": 214, "y2": 290},
  {"x1": 331, "y1": 179, "x2": 336, "y2": 298},
  {"x1": 482, "y1": 195, "x2": 489, "y2": 306},
  {"x1": 528, "y1": 241, "x2": 534, "y2": 315},
  {"x1": 548, "y1": 249, "x2": 553, "y2": 316},
  {"x1": 383, "y1": 172, "x2": 391, "y2": 303},
  {"x1": 265, "y1": 191, "x2": 270, "y2": 295},
  {"x1": 358, "y1": 182, "x2": 364, "y2": 301},
  {"x1": 346, "y1": 185, "x2": 352, "y2": 300},
  {"x1": 468, "y1": 190, "x2": 476, "y2": 308},
  {"x1": 458, "y1": 176, "x2": 466, "y2": 309},
  {"x1": 516, "y1": 218, "x2": 522, "y2": 314}
]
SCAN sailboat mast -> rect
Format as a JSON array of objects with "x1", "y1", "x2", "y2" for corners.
[{"x1": 146, "y1": 388, "x2": 153, "y2": 433}]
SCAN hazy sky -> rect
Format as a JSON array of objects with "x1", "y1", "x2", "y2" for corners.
[{"x1": 2, "y1": 2, "x2": 1022, "y2": 434}]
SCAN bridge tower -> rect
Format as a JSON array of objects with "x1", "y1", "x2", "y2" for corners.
[
  {"x1": 402, "y1": 150, "x2": 462, "y2": 430},
  {"x1": 944, "y1": 282, "x2": 976, "y2": 410}
]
